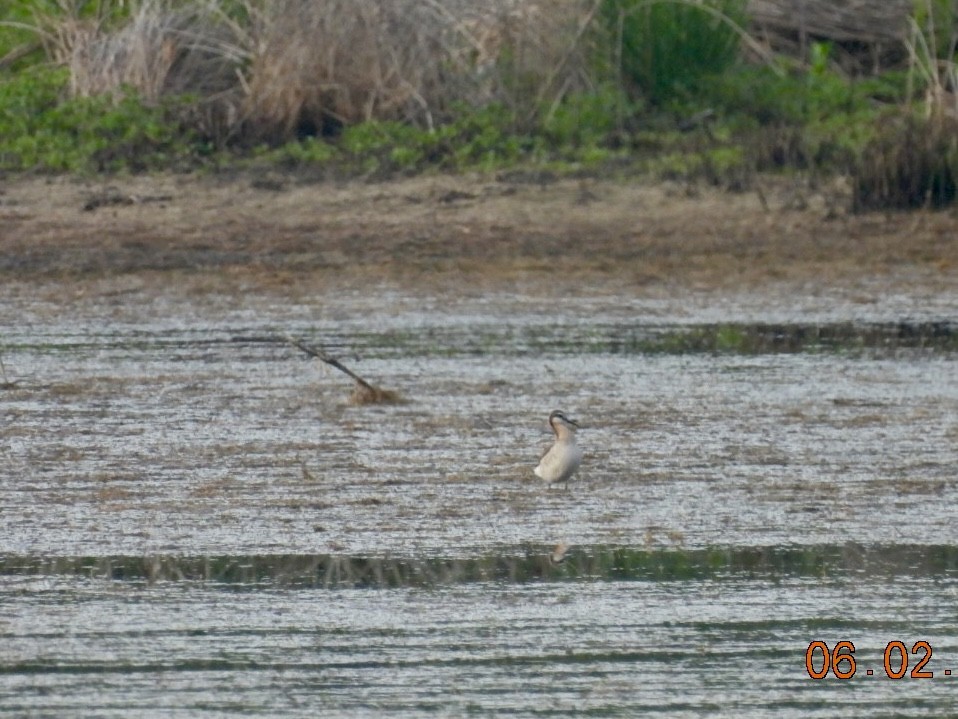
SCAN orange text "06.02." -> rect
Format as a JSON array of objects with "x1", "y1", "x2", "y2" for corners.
[{"x1": 806, "y1": 641, "x2": 937, "y2": 680}]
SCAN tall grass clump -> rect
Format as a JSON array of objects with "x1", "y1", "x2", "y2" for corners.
[
  {"x1": 4, "y1": 0, "x2": 247, "y2": 145},
  {"x1": 853, "y1": 113, "x2": 958, "y2": 210},
  {"x1": 601, "y1": 0, "x2": 750, "y2": 106},
  {"x1": 239, "y1": 0, "x2": 460, "y2": 141},
  {"x1": 58, "y1": 5, "x2": 239, "y2": 108},
  {"x1": 903, "y1": 0, "x2": 958, "y2": 116},
  {"x1": 911, "y1": 0, "x2": 957, "y2": 66},
  {"x1": 238, "y1": 0, "x2": 597, "y2": 143},
  {"x1": 11, "y1": 0, "x2": 599, "y2": 147},
  {"x1": 853, "y1": 0, "x2": 958, "y2": 210}
]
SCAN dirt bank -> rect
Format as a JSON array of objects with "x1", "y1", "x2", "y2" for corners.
[{"x1": 1, "y1": 171, "x2": 955, "y2": 294}]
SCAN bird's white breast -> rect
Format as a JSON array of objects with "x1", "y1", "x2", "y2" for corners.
[{"x1": 535, "y1": 439, "x2": 582, "y2": 483}]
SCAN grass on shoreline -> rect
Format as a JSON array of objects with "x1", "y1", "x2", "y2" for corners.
[{"x1": 1, "y1": 0, "x2": 957, "y2": 210}]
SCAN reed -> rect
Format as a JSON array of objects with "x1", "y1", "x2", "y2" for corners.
[
  {"x1": 852, "y1": 113, "x2": 958, "y2": 211},
  {"x1": 239, "y1": 0, "x2": 596, "y2": 141},
  {"x1": 852, "y1": 0, "x2": 958, "y2": 210},
  {"x1": 12, "y1": 0, "x2": 596, "y2": 145}
]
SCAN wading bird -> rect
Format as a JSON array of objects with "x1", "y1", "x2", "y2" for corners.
[{"x1": 534, "y1": 410, "x2": 582, "y2": 485}]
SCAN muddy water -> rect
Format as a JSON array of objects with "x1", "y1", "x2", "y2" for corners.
[{"x1": 2, "y1": 277, "x2": 958, "y2": 717}]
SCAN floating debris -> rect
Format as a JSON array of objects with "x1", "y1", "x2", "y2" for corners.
[{"x1": 287, "y1": 336, "x2": 402, "y2": 405}]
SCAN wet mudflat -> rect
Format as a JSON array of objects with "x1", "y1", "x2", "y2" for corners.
[{"x1": 2, "y1": 274, "x2": 958, "y2": 717}]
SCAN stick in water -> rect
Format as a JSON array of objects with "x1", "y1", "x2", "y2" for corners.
[{"x1": 287, "y1": 336, "x2": 401, "y2": 405}]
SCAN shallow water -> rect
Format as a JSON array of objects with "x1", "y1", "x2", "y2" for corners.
[
  {"x1": 2, "y1": 278, "x2": 958, "y2": 716},
  {"x1": 4, "y1": 553, "x2": 958, "y2": 718}
]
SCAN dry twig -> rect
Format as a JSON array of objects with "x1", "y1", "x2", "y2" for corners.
[{"x1": 287, "y1": 336, "x2": 401, "y2": 405}]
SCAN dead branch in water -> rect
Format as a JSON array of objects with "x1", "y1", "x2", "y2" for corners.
[{"x1": 287, "y1": 336, "x2": 401, "y2": 405}]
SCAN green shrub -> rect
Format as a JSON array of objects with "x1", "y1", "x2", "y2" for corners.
[
  {"x1": 602, "y1": 0, "x2": 748, "y2": 105},
  {"x1": 446, "y1": 105, "x2": 527, "y2": 168},
  {"x1": 0, "y1": 65, "x2": 200, "y2": 172},
  {"x1": 341, "y1": 106, "x2": 529, "y2": 172},
  {"x1": 340, "y1": 121, "x2": 423, "y2": 157},
  {"x1": 541, "y1": 86, "x2": 634, "y2": 147},
  {"x1": 697, "y1": 60, "x2": 912, "y2": 174},
  {"x1": 703, "y1": 62, "x2": 876, "y2": 126},
  {"x1": 334, "y1": 121, "x2": 435, "y2": 175},
  {"x1": 276, "y1": 137, "x2": 336, "y2": 166}
]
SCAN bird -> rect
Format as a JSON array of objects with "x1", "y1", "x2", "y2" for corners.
[
  {"x1": 534, "y1": 410, "x2": 582, "y2": 485},
  {"x1": 549, "y1": 542, "x2": 571, "y2": 565}
]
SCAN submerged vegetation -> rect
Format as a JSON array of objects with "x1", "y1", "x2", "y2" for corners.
[
  {"x1": 273, "y1": 321, "x2": 958, "y2": 360},
  {"x1": 6, "y1": 543, "x2": 958, "y2": 587},
  {"x1": 1, "y1": 0, "x2": 957, "y2": 210}
]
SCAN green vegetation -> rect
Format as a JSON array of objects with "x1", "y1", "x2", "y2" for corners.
[
  {"x1": 0, "y1": 66, "x2": 202, "y2": 171},
  {"x1": 7, "y1": 543, "x2": 958, "y2": 586},
  {"x1": 1, "y1": 0, "x2": 957, "y2": 209},
  {"x1": 603, "y1": 0, "x2": 749, "y2": 106}
]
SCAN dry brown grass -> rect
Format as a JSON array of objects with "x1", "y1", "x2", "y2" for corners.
[
  {"x1": 239, "y1": 0, "x2": 597, "y2": 140},
  {"x1": 24, "y1": 0, "x2": 596, "y2": 144},
  {"x1": 853, "y1": 113, "x2": 958, "y2": 210},
  {"x1": 22, "y1": 0, "x2": 244, "y2": 141}
]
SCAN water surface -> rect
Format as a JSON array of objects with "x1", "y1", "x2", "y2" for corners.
[{"x1": 2, "y1": 278, "x2": 957, "y2": 716}]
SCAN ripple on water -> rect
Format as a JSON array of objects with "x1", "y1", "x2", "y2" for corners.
[
  {"x1": 2, "y1": 558, "x2": 958, "y2": 718},
  {"x1": 2, "y1": 286, "x2": 958, "y2": 716}
]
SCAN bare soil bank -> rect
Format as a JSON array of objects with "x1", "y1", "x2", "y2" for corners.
[{"x1": 1, "y1": 171, "x2": 955, "y2": 294}]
